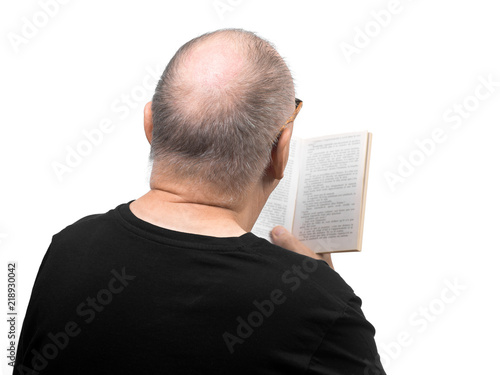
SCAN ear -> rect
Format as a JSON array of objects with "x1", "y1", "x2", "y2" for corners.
[
  {"x1": 144, "y1": 101, "x2": 153, "y2": 145},
  {"x1": 268, "y1": 124, "x2": 293, "y2": 180}
]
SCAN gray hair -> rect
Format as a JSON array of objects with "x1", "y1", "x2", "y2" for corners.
[{"x1": 149, "y1": 29, "x2": 295, "y2": 200}]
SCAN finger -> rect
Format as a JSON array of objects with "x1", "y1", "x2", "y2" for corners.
[
  {"x1": 270, "y1": 226, "x2": 302, "y2": 252},
  {"x1": 271, "y1": 226, "x2": 335, "y2": 269},
  {"x1": 271, "y1": 226, "x2": 317, "y2": 258}
]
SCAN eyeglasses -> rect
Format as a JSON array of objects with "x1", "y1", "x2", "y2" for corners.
[{"x1": 275, "y1": 98, "x2": 303, "y2": 140}]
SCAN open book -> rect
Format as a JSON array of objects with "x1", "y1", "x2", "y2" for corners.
[{"x1": 252, "y1": 130, "x2": 372, "y2": 253}]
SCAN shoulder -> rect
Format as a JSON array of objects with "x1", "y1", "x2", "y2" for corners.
[
  {"x1": 245, "y1": 235, "x2": 360, "y2": 314},
  {"x1": 51, "y1": 204, "x2": 121, "y2": 243}
]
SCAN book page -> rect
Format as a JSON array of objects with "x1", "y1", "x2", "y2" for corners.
[
  {"x1": 292, "y1": 131, "x2": 368, "y2": 253},
  {"x1": 252, "y1": 138, "x2": 301, "y2": 242}
]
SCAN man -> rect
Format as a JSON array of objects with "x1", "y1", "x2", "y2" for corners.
[{"x1": 14, "y1": 29, "x2": 386, "y2": 374}]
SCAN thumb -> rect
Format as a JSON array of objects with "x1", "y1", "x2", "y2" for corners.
[
  {"x1": 271, "y1": 226, "x2": 296, "y2": 250},
  {"x1": 271, "y1": 226, "x2": 312, "y2": 255},
  {"x1": 271, "y1": 226, "x2": 334, "y2": 269}
]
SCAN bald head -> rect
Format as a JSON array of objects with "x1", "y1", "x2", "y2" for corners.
[
  {"x1": 183, "y1": 37, "x2": 244, "y2": 89},
  {"x1": 150, "y1": 29, "x2": 295, "y2": 200},
  {"x1": 172, "y1": 32, "x2": 248, "y2": 119}
]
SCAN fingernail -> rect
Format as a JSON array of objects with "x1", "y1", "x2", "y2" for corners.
[{"x1": 273, "y1": 227, "x2": 286, "y2": 237}]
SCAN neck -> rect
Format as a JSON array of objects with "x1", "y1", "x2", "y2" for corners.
[{"x1": 129, "y1": 180, "x2": 273, "y2": 238}]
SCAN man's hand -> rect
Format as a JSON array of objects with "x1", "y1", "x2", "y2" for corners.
[{"x1": 271, "y1": 226, "x2": 334, "y2": 269}]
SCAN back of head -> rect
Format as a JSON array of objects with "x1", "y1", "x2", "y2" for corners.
[{"x1": 150, "y1": 29, "x2": 295, "y2": 202}]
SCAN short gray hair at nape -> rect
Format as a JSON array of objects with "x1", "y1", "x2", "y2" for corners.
[{"x1": 149, "y1": 28, "x2": 295, "y2": 201}]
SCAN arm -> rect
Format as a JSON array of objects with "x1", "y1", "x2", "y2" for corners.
[
  {"x1": 306, "y1": 297, "x2": 386, "y2": 374},
  {"x1": 271, "y1": 225, "x2": 386, "y2": 374}
]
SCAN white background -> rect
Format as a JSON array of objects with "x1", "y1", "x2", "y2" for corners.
[{"x1": 1, "y1": 0, "x2": 499, "y2": 374}]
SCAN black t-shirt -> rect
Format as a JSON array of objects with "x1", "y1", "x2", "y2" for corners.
[{"x1": 13, "y1": 201, "x2": 386, "y2": 375}]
